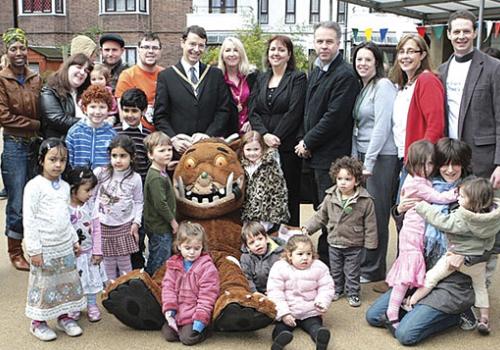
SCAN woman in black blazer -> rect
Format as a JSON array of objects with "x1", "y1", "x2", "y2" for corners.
[
  {"x1": 218, "y1": 37, "x2": 258, "y2": 136},
  {"x1": 248, "y1": 35, "x2": 306, "y2": 226}
]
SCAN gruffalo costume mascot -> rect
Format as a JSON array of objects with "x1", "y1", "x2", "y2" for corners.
[{"x1": 102, "y1": 138, "x2": 276, "y2": 332}]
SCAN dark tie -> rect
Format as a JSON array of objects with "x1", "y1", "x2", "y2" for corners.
[{"x1": 190, "y1": 67, "x2": 198, "y2": 84}]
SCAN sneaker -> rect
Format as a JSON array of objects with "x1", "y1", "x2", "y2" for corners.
[
  {"x1": 272, "y1": 331, "x2": 293, "y2": 350},
  {"x1": 30, "y1": 321, "x2": 57, "y2": 341},
  {"x1": 315, "y1": 327, "x2": 330, "y2": 350},
  {"x1": 56, "y1": 317, "x2": 83, "y2": 337},
  {"x1": 68, "y1": 311, "x2": 80, "y2": 321},
  {"x1": 360, "y1": 276, "x2": 372, "y2": 284},
  {"x1": 332, "y1": 291, "x2": 344, "y2": 301},
  {"x1": 347, "y1": 295, "x2": 361, "y2": 307},
  {"x1": 87, "y1": 305, "x2": 101, "y2": 322},
  {"x1": 477, "y1": 319, "x2": 491, "y2": 335},
  {"x1": 460, "y1": 307, "x2": 478, "y2": 331}
]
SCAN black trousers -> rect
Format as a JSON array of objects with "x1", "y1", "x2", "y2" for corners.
[
  {"x1": 279, "y1": 150, "x2": 302, "y2": 226},
  {"x1": 313, "y1": 168, "x2": 333, "y2": 267},
  {"x1": 272, "y1": 316, "x2": 323, "y2": 342}
]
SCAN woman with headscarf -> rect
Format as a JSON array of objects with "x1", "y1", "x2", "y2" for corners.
[{"x1": 0, "y1": 28, "x2": 42, "y2": 271}]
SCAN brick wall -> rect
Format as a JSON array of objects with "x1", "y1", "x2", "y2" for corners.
[{"x1": 1, "y1": 0, "x2": 192, "y2": 67}]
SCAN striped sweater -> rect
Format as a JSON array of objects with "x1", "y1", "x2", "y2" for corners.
[
  {"x1": 66, "y1": 120, "x2": 117, "y2": 169},
  {"x1": 113, "y1": 123, "x2": 151, "y2": 183}
]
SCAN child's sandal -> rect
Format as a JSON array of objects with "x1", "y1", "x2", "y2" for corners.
[{"x1": 477, "y1": 318, "x2": 490, "y2": 335}]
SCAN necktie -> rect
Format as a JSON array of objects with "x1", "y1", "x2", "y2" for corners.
[{"x1": 190, "y1": 67, "x2": 198, "y2": 84}]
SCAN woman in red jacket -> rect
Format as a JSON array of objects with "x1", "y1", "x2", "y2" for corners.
[
  {"x1": 161, "y1": 222, "x2": 220, "y2": 345},
  {"x1": 390, "y1": 34, "x2": 445, "y2": 195}
]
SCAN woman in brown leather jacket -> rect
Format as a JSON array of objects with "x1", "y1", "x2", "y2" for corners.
[{"x1": 0, "y1": 28, "x2": 42, "y2": 271}]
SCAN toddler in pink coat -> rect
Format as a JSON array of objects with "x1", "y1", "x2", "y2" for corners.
[
  {"x1": 161, "y1": 222, "x2": 220, "y2": 345},
  {"x1": 267, "y1": 235, "x2": 334, "y2": 350}
]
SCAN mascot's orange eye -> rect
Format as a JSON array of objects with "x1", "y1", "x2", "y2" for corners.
[
  {"x1": 214, "y1": 155, "x2": 227, "y2": 167},
  {"x1": 185, "y1": 157, "x2": 196, "y2": 169}
]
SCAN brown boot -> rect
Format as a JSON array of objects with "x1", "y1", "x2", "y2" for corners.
[
  {"x1": 7, "y1": 238, "x2": 30, "y2": 271},
  {"x1": 372, "y1": 281, "x2": 389, "y2": 294}
]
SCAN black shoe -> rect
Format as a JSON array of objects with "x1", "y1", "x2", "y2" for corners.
[
  {"x1": 316, "y1": 327, "x2": 330, "y2": 350},
  {"x1": 380, "y1": 313, "x2": 398, "y2": 338},
  {"x1": 272, "y1": 331, "x2": 293, "y2": 350}
]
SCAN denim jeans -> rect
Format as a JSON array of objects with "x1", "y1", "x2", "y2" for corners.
[
  {"x1": 366, "y1": 290, "x2": 461, "y2": 345},
  {"x1": 145, "y1": 231, "x2": 173, "y2": 276},
  {"x1": 1, "y1": 136, "x2": 35, "y2": 239}
]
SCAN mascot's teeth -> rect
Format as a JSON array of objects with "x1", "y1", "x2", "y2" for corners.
[
  {"x1": 226, "y1": 172, "x2": 234, "y2": 197},
  {"x1": 213, "y1": 195, "x2": 219, "y2": 201},
  {"x1": 186, "y1": 191, "x2": 192, "y2": 196},
  {"x1": 177, "y1": 177, "x2": 185, "y2": 198},
  {"x1": 202, "y1": 198, "x2": 209, "y2": 204},
  {"x1": 191, "y1": 197, "x2": 199, "y2": 203},
  {"x1": 219, "y1": 188, "x2": 225, "y2": 195}
]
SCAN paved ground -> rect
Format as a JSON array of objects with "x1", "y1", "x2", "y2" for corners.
[{"x1": 0, "y1": 201, "x2": 498, "y2": 349}]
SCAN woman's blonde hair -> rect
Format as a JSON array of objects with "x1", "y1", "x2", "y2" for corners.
[
  {"x1": 389, "y1": 34, "x2": 434, "y2": 88},
  {"x1": 218, "y1": 36, "x2": 251, "y2": 76},
  {"x1": 173, "y1": 221, "x2": 208, "y2": 253},
  {"x1": 282, "y1": 235, "x2": 318, "y2": 263}
]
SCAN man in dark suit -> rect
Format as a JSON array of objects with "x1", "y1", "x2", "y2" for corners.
[
  {"x1": 153, "y1": 25, "x2": 232, "y2": 153},
  {"x1": 439, "y1": 10, "x2": 500, "y2": 187},
  {"x1": 295, "y1": 21, "x2": 360, "y2": 265}
]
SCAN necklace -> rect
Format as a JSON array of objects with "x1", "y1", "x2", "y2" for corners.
[{"x1": 51, "y1": 177, "x2": 61, "y2": 190}]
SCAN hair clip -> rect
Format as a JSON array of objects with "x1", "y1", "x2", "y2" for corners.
[{"x1": 79, "y1": 171, "x2": 84, "y2": 178}]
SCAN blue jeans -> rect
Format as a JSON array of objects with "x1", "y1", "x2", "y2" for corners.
[
  {"x1": 1, "y1": 136, "x2": 35, "y2": 239},
  {"x1": 366, "y1": 290, "x2": 461, "y2": 345},
  {"x1": 145, "y1": 231, "x2": 173, "y2": 276}
]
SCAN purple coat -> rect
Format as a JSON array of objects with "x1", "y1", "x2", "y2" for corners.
[{"x1": 161, "y1": 253, "x2": 220, "y2": 326}]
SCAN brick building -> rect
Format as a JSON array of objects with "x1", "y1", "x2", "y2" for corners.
[{"x1": 0, "y1": 0, "x2": 192, "y2": 70}]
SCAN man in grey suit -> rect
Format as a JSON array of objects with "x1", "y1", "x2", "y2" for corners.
[{"x1": 439, "y1": 10, "x2": 500, "y2": 187}]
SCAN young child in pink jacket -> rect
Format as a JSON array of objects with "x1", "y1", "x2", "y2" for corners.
[
  {"x1": 161, "y1": 222, "x2": 220, "y2": 345},
  {"x1": 267, "y1": 235, "x2": 334, "y2": 350}
]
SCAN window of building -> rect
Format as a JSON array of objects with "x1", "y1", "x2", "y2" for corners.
[
  {"x1": 310, "y1": 0, "x2": 320, "y2": 24},
  {"x1": 103, "y1": 0, "x2": 148, "y2": 13},
  {"x1": 337, "y1": 1, "x2": 347, "y2": 25},
  {"x1": 21, "y1": 0, "x2": 64, "y2": 14},
  {"x1": 285, "y1": 0, "x2": 296, "y2": 24},
  {"x1": 259, "y1": 0, "x2": 268, "y2": 24},
  {"x1": 209, "y1": 0, "x2": 237, "y2": 14},
  {"x1": 124, "y1": 47, "x2": 137, "y2": 66}
]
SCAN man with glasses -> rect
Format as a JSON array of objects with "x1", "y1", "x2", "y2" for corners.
[
  {"x1": 153, "y1": 25, "x2": 232, "y2": 154},
  {"x1": 116, "y1": 32, "x2": 164, "y2": 129},
  {"x1": 100, "y1": 33, "x2": 128, "y2": 92}
]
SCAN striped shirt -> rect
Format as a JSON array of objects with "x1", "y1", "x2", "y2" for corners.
[
  {"x1": 66, "y1": 120, "x2": 117, "y2": 169},
  {"x1": 113, "y1": 123, "x2": 151, "y2": 183}
]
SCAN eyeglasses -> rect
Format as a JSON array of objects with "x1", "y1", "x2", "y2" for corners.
[
  {"x1": 397, "y1": 49, "x2": 422, "y2": 56},
  {"x1": 140, "y1": 45, "x2": 161, "y2": 51}
]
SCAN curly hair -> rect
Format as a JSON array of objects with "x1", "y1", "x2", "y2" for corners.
[
  {"x1": 80, "y1": 84, "x2": 114, "y2": 109},
  {"x1": 329, "y1": 156, "x2": 363, "y2": 184},
  {"x1": 282, "y1": 235, "x2": 318, "y2": 263}
]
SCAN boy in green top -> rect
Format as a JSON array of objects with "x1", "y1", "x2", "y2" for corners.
[{"x1": 143, "y1": 131, "x2": 178, "y2": 275}]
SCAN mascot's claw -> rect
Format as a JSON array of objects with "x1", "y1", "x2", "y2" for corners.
[{"x1": 214, "y1": 303, "x2": 273, "y2": 332}]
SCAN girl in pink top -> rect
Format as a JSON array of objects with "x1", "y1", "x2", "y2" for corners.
[
  {"x1": 385, "y1": 140, "x2": 458, "y2": 331},
  {"x1": 267, "y1": 235, "x2": 334, "y2": 350},
  {"x1": 67, "y1": 166, "x2": 107, "y2": 323},
  {"x1": 161, "y1": 222, "x2": 220, "y2": 346}
]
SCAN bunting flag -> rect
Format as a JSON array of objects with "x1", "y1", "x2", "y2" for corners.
[
  {"x1": 380, "y1": 28, "x2": 388, "y2": 42},
  {"x1": 484, "y1": 21, "x2": 493, "y2": 42},
  {"x1": 352, "y1": 28, "x2": 359, "y2": 42},
  {"x1": 495, "y1": 22, "x2": 500, "y2": 38},
  {"x1": 416, "y1": 26, "x2": 427, "y2": 37},
  {"x1": 432, "y1": 25, "x2": 445, "y2": 40},
  {"x1": 365, "y1": 27, "x2": 373, "y2": 42}
]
